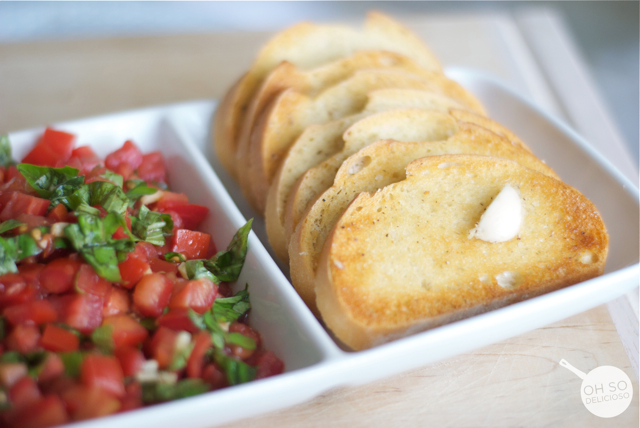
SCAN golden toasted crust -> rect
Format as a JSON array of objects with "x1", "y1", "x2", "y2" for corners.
[
  {"x1": 213, "y1": 12, "x2": 442, "y2": 182},
  {"x1": 315, "y1": 155, "x2": 608, "y2": 350},
  {"x1": 266, "y1": 96, "x2": 468, "y2": 263},
  {"x1": 290, "y1": 124, "x2": 559, "y2": 315},
  {"x1": 449, "y1": 109, "x2": 531, "y2": 152},
  {"x1": 247, "y1": 68, "x2": 484, "y2": 214},
  {"x1": 213, "y1": 75, "x2": 245, "y2": 178}
]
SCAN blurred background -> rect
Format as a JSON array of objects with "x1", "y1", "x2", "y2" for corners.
[{"x1": 0, "y1": 1, "x2": 637, "y2": 170}]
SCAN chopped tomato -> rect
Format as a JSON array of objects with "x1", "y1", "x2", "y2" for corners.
[
  {"x1": 148, "y1": 257, "x2": 179, "y2": 275},
  {"x1": 169, "y1": 277, "x2": 217, "y2": 314},
  {"x1": 118, "y1": 244, "x2": 150, "y2": 289},
  {"x1": 132, "y1": 273, "x2": 173, "y2": 317},
  {"x1": 255, "y1": 351, "x2": 285, "y2": 379},
  {"x1": 186, "y1": 331, "x2": 211, "y2": 379},
  {"x1": 40, "y1": 324, "x2": 79, "y2": 353},
  {"x1": 202, "y1": 363, "x2": 228, "y2": 390},
  {"x1": 69, "y1": 146, "x2": 101, "y2": 175},
  {"x1": 37, "y1": 354, "x2": 65, "y2": 383},
  {"x1": 105, "y1": 140, "x2": 143, "y2": 177},
  {"x1": 148, "y1": 326, "x2": 179, "y2": 369},
  {"x1": 153, "y1": 191, "x2": 189, "y2": 210},
  {"x1": 102, "y1": 287, "x2": 130, "y2": 317},
  {"x1": 112, "y1": 214, "x2": 132, "y2": 240},
  {"x1": 80, "y1": 354, "x2": 125, "y2": 398},
  {"x1": 45, "y1": 203, "x2": 68, "y2": 222},
  {"x1": 41, "y1": 257, "x2": 80, "y2": 294},
  {"x1": 6, "y1": 394, "x2": 69, "y2": 428},
  {"x1": 6, "y1": 324, "x2": 41, "y2": 353},
  {"x1": 22, "y1": 127, "x2": 75, "y2": 167},
  {"x1": 56, "y1": 293, "x2": 103, "y2": 334},
  {"x1": 170, "y1": 204, "x2": 209, "y2": 230},
  {"x1": 8, "y1": 376, "x2": 41, "y2": 411},
  {"x1": 62, "y1": 384, "x2": 120, "y2": 421},
  {"x1": 102, "y1": 314, "x2": 148, "y2": 349},
  {"x1": 156, "y1": 307, "x2": 200, "y2": 333},
  {"x1": 0, "y1": 274, "x2": 39, "y2": 309},
  {"x1": 114, "y1": 346, "x2": 145, "y2": 378},
  {"x1": 0, "y1": 192, "x2": 50, "y2": 221},
  {"x1": 120, "y1": 381, "x2": 142, "y2": 412},
  {"x1": 137, "y1": 152, "x2": 166, "y2": 183},
  {"x1": 4, "y1": 300, "x2": 58, "y2": 326},
  {"x1": 171, "y1": 229, "x2": 210, "y2": 260},
  {"x1": 75, "y1": 264, "x2": 111, "y2": 297}
]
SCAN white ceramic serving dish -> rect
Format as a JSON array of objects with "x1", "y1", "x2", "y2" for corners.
[{"x1": 6, "y1": 67, "x2": 638, "y2": 428}]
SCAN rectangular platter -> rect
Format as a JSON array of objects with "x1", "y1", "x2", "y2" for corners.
[{"x1": 6, "y1": 67, "x2": 639, "y2": 428}]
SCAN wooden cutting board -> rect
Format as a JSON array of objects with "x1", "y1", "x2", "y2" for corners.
[{"x1": 0, "y1": 19, "x2": 636, "y2": 427}]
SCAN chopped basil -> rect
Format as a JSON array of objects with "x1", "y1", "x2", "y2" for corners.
[
  {"x1": 211, "y1": 286, "x2": 251, "y2": 324},
  {"x1": 0, "y1": 351, "x2": 21, "y2": 363},
  {"x1": 164, "y1": 252, "x2": 185, "y2": 263},
  {"x1": 168, "y1": 342, "x2": 194, "y2": 371},
  {"x1": 183, "y1": 260, "x2": 217, "y2": 282},
  {"x1": 64, "y1": 212, "x2": 135, "y2": 281},
  {"x1": 0, "y1": 316, "x2": 5, "y2": 341},
  {"x1": 99, "y1": 170, "x2": 124, "y2": 188},
  {"x1": 131, "y1": 205, "x2": 173, "y2": 246},
  {"x1": 187, "y1": 309, "x2": 206, "y2": 330},
  {"x1": 142, "y1": 379, "x2": 209, "y2": 404},
  {"x1": 0, "y1": 219, "x2": 25, "y2": 235},
  {"x1": 17, "y1": 164, "x2": 83, "y2": 209},
  {"x1": 226, "y1": 332, "x2": 256, "y2": 350},
  {"x1": 0, "y1": 135, "x2": 13, "y2": 168},
  {"x1": 125, "y1": 180, "x2": 158, "y2": 200},
  {"x1": 0, "y1": 232, "x2": 43, "y2": 275},
  {"x1": 59, "y1": 351, "x2": 84, "y2": 378},
  {"x1": 206, "y1": 219, "x2": 252, "y2": 282},
  {"x1": 139, "y1": 317, "x2": 156, "y2": 332},
  {"x1": 213, "y1": 349, "x2": 256, "y2": 385},
  {"x1": 91, "y1": 324, "x2": 114, "y2": 353}
]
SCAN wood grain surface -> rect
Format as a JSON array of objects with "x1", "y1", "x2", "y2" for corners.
[{"x1": 0, "y1": 20, "x2": 636, "y2": 427}]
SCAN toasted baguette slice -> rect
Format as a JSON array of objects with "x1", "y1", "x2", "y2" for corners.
[
  {"x1": 246, "y1": 68, "x2": 484, "y2": 213},
  {"x1": 266, "y1": 94, "x2": 468, "y2": 262},
  {"x1": 235, "y1": 51, "x2": 442, "y2": 189},
  {"x1": 290, "y1": 126, "x2": 559, "y2": 315},
  {"x1": 315, "y1": 155, "x2": 608, "y2": 350},
  {"x1": 282, "y1": 109, "x2": 538, "y2": 251},
  {"x1": 214, "y1": 11, "x2": 442, "y2": 179}
]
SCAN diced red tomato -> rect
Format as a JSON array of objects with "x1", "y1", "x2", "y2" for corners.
[
  {"x1": 137, "y1": 152, "x2": 166, "y2": 183},
  {"x1": 0, "y1": 192, "x2": 50, "y2": 221},
  {"x1": 40, "y1": 324, "x2": 79, "y2": 353},
  {"x1": 102, "y1": 314, "x2": 148, "y2": 349},
  {"x1": 148, "y1": 257, "x2": 179, "y2": 275},
  {"x1": 4, "y1": 300, "x2": 58, "y2": 326},
  {"x1": 6, "y1": 324, "x2": 41, "y2": 353},
  {"x1": 80, "y1": 354, "x2": 125, "y2": 398},
  {"x1": 132, "y1": 273, "x2": 173, "y2": 317},
  {"x1": 114, "y1": 346, "x2": 145, "y2": 378},
  {"x1": 41, "y1": 257, "x2": 80, "y2": 294},
  {"x1": 171, "y1": 229, "x2": 210, "y2": 260},
  {"x1": 201, "y1": 363, "x2": 228, "y2": 390},
  {"x1": 8, "y1": 376, "x2": 41, "y2": 411},
  {"x1": 22, "y1": 127, "x2": 75, "y2": 167},
  {"x1": 75, "y1": 264, "x2": 111, "y2": 297},
  {"x1": 102, "y1": 287, "x2": 130, "y2": 317},
  {"x1": 69, "y1": 146, "x2": 101, "y2": 175},
  {"x1": 118, "y1": 244, "x2": 150, "y2": 289},
  {"x1": 120, "y1": 381, "x2": 142, "y2": 412},
  {"x1": 105, "y1": 140, "x2": 143, "y2": 177},
  {"x1": 170, "y1": 204, "x2": 209, "y2": 230},
  {"x1": 14, "y1": 213, "x2": 51, "y2": 229},
  {"x1": 37, "y1": 353, "x2": 65, "y2": 383},
  {"x1": 148, "y1": 326, "x2": 179, "y2": 369},
  {"x1": 169, "y1": 277, "x2": 217, "y2": 314},
  {"x1": 56, "y1": 293, "x2": 103, "y2": 334},
  {"x1": 0, "y1": 363, "x2": 28, "y2": 388},
  {"x1": 0, "y1": 274, "x2": 39, "y2": 309},
  {"x1": 156, "y1": 307, "x2": 200, "y2": 333},
  {"x1": 255, "y1": 351, "x2": 285, "y2": 379},
  {"x1": 6, "y1": 394, "x2": 69, "y2": 428},
  {"x1": 186, "y1": 331, "x2": 211, "y2": 379},
  {"x1": 62, "y1": 384, "x2": 120, "y2": 421},
  {"x1": 45, "y1": 203, "x2": 68, "y2": 222},
  {"x1": 153, "y1": 192, "x2": 189, "y2": 211},
  {"x1": 155, "y1": 209, "x2": 184, "y2": 237}
]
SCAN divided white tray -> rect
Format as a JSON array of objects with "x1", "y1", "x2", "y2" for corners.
[{"x1": 7, "y1": 67, "x2": 639, "y2": 428}]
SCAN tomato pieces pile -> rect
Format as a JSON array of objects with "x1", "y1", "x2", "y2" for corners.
[{"x1": 0, "y1": 129, "x2": 283, "y2": 427}]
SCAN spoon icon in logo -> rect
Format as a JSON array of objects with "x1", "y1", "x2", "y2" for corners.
[{"x1": 559, "y1": 359, "x2": 633, "y2": 418}]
